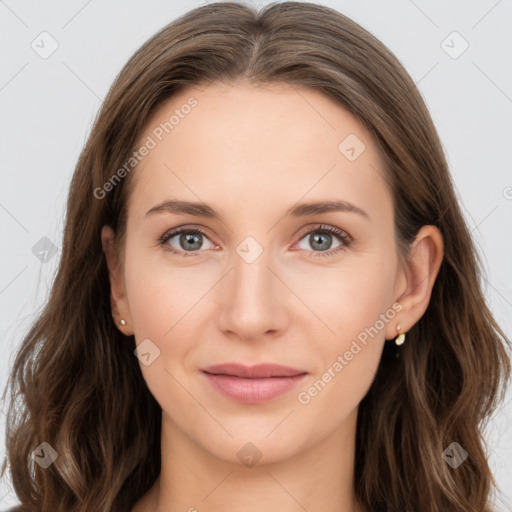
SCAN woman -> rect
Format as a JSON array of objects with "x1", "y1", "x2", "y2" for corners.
[{"x1": 1, "y1": 2, "x2": 510, "y2": 511}]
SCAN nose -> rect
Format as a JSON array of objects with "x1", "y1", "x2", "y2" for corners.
[{"x1": 216, "y1": 245, "x2": 290, "y2": 342}]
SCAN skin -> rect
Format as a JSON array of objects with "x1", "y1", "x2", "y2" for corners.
[{"x1": 101, "y1": 81, "x2": 443, "y2": 512}]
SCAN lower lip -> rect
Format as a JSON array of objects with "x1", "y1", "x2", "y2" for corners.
[{"x1": 202, "y1": 372, "x2": 308, "y2": 404}]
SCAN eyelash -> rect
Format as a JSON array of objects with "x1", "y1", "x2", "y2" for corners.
[{"x1": 158, "y1": 224, "x2": 352, "y2": 258}]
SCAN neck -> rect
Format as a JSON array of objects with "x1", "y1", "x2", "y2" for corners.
[{"x1": 140, "y1": 408, "x2": 363, "y2": 512}]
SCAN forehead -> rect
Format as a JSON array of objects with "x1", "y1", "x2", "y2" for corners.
[{"x1": 126, "y1": 81, "x2": 391, "y2": 224}]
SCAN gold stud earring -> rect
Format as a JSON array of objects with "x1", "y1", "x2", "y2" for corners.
[
  {"x1": 119, "y1": 319, "x2": 127, "y2": 326},
  {"x1": 395, "y1": 324, "x2": 405, "y2": 346}
]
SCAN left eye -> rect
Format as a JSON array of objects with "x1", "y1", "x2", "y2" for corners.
[{"x1": 296, "y1": 227, "x2": 346, "y2": 253}]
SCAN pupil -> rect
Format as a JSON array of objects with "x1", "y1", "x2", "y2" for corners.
[
  {"x1": 311, "y1": 233, "x2": 331, "y2": 251},
  {"x1": 181, "y1": 233, "x2": 201, "y2": 251}
]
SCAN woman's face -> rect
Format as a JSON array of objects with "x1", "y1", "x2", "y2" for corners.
[{"x1": 106, "y1": 81, "x2": 407, "y2": 464}]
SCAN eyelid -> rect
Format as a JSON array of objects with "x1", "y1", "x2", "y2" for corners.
[{"x1": 158, "y1": 223, "x2": 352, "y2": 257}]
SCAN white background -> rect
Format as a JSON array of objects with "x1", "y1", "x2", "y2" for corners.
[{"x1": 1, "y1": 0, "x2": 511, "y2": 509}]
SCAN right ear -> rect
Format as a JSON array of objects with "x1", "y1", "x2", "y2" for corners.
[{"x1": 101, "y1": 225, "x2": 133, "y2": 335}]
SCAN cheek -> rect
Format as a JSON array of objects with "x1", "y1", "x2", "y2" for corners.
[
  {"x1": 291, "y1": 255, "x2": 396, "y2": 399},
  {"x1": 293, "y1": 274, "x2": 392, "y2": 432},
  {"x1": 123, "y1": 242, "x2": 203, "y2": 339},
  {"x1": 123, "y1": 249, "x2": 220, "y2": 382},
  {"x1": 293, "y1": 256, "x2": 396, "y2": 342},
  {"x1": 123, "y1": 253, "x2": 205, "y2": 412}
]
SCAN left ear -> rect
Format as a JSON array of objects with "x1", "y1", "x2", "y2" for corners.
[{"x1": 389, "y1": 225, "x2": 444, "y2": 337}]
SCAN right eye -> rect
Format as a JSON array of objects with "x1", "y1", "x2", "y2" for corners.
[{"x1": 159, "y1": 227, "x2": 216, "y2": 257}]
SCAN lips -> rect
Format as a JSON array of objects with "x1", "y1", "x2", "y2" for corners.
[
  {"x1": 201, "y1": 363, "x2": 308, "y2": 404},
  {"x1": 201, "y1": 363, "x2": 307, "y2": 378}
]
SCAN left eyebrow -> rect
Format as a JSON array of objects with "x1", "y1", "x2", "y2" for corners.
[
  {"x1": 286, "y1": 200, "x2": 369, "y2": 219},
  {"x1": 145, "y1": 199, "x2": 369, "y2": 221}
]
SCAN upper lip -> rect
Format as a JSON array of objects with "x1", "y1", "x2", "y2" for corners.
[{"x1": 201, "y1": 363, "x2": 307, "y2": 379}]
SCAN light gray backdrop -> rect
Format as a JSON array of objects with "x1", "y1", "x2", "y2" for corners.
[{"x1": 1, "y1": 0, "x2": 511, "y2": 509}]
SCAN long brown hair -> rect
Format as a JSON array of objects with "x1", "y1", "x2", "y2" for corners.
[{"x1": 2, "y1": 2, "x2": 510, "y2": 511}]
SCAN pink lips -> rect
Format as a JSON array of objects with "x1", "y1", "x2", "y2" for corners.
[{"x1": 201, "y1": 363, "x2": 308, "y2": 404}]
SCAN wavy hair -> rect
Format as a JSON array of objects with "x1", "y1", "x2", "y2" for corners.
[{"x1": 2, "y1": 2, "x2": 510, "y2": 511}]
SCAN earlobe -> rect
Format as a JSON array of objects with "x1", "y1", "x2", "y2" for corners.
[
  {"x1": 391, "y1": 225, "x2": 444, "y2": 337},
  {"x1": 101, "y1": 225, "x2": 133, "y2": 334}
]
